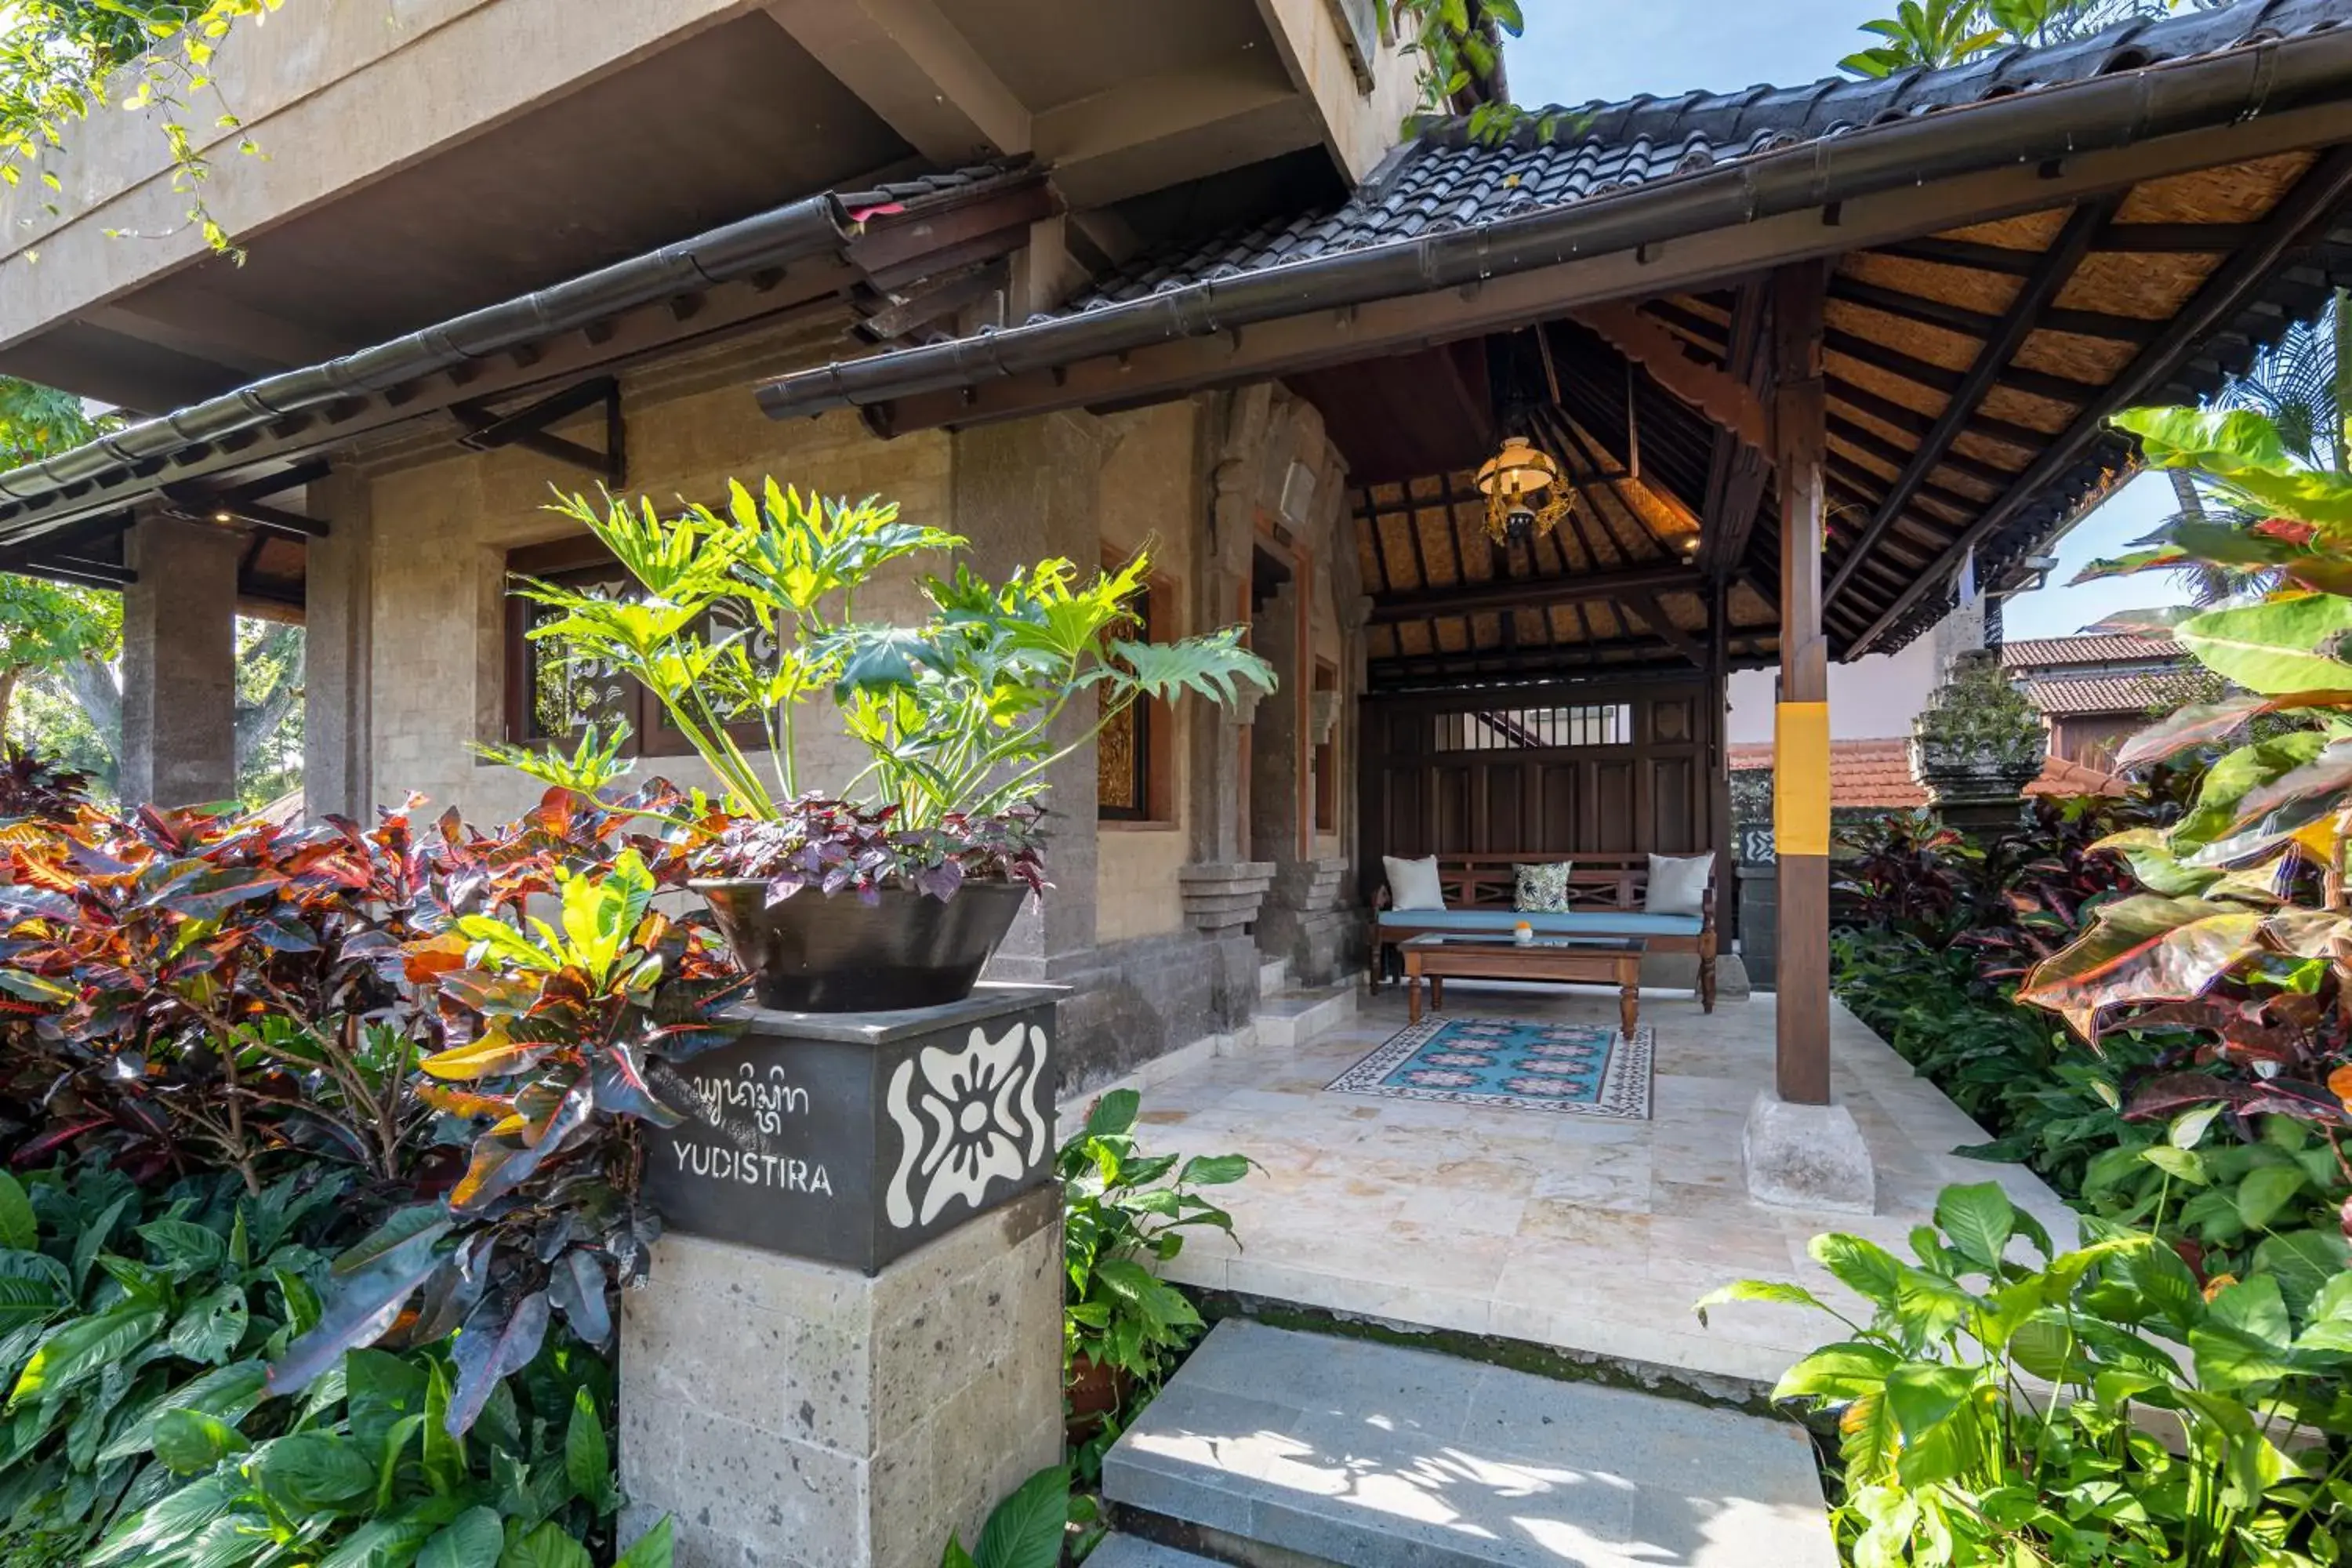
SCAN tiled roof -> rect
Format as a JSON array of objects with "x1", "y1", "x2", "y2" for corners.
[
  {"x1": 1059, "y1": 0, "x2": 2352, "y2": 318},
  {"x1": 2027, "y1": 757, "x2": 2130, "y2": 799},
  {"x1": 2024, "y1": 673, "x2": 2198, "y2": 717},
  {"x1": 1727, "y1": 739, "x2": 1928, "y2": 809},
  {"x1": 2000, "y1": 633, "x2": 2180, "y2": 670},
  {"x1": 1726, "y1": 738, "x2": 2126, "y2": 806}
]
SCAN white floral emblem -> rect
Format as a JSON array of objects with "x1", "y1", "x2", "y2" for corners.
[{"x1": 883, "y1": 1021, "x2": 1051, "y2": 1229}]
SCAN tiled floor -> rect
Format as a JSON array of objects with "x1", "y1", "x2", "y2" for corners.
[{"x1": 1098, "y1": 981, "x2": 2075, "y2": 1391}]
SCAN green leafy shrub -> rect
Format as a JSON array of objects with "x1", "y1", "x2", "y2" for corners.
[
  {"x1": 942, "y1": 1465, "x2": 1073, "y2": 1568},
  {"x1": 1059, "y1": 1090, "x2": 1251, "y2": 1468},
  {"x1": 1701, "y1": 1181, "x2": 2352, "y2": 1566},
  {"x1": 0, "y1": 1159, "x2": 666, "y2": 1566},
  {"x1": 506, "y1": 481, "x2": 1272, "y2": 867}
]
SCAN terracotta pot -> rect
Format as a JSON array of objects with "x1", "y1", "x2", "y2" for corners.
[
  {"x1": 1065, "y1": 1353, "x2": 1131, "y2": 1440},
  {"x1": 690, "y1": 879, "x2": 1029, "y2": 1013}
]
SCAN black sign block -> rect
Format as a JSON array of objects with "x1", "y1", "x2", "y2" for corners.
[{"x1": 644, "y1": 985, "x2": 1061, "y2": 1274}]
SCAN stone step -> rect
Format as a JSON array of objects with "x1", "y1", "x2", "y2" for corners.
[
  {"x1": 1104, "y1": 1320, "x2": 1836, "y2": 1568},
  {"x1": 1257, "y1": 956, "x2": 1291, "y2": 999},
  {"x1": 1249, "y1": 981, "x2": 1356, "y2": 1049},
  {"x1": 1083, "y1": 1535, "x2": 1225, "y2": 1568}
]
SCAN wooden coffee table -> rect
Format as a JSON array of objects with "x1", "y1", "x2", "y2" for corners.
[{"x1": 1400, "y1": 933, "x2": 1646, "y2": 1036}]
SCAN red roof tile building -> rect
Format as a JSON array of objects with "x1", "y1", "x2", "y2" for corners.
[
  {"x1": 2001, "y1": 633, "x2": 2198, "y2": 770},
  {"x1": 1727, "y1": 739, "x2": 2125, "y2": 809}
]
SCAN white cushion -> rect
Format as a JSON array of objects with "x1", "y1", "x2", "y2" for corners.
[
  {"x1": 1382, "y1": 855, "x2": 1446, "y2": 912},
  {"x1": 1645, "y1": 853, "x2": 1712, "y2": 917}
]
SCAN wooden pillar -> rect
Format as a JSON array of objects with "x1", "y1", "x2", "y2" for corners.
[{"x1": 1772, "y1": 263, "x2": 1832, "y2": 1107}]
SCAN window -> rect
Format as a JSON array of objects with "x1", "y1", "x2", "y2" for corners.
[
  {"x1": 1098, "y1": 558, "x2": 1176, "y2": 822},
  {"x1": 1432, "y1": 703, "x2": 1632, "y2": 753},
  {"x1": 503, "y1": 535, "x2": 771, "y2": 757},
  {"x1": 1098, "y1": 574, "x2": 1155, "y2": 821},
  {"x1": 506, "y1": 538, "x2": 650, "y2": 750}
]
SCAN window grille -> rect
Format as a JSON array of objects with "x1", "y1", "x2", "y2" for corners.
[{"x1": 1432, "y1": 703, "x2": 1632, "y2": 752}]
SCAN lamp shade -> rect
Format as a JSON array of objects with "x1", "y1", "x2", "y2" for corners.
[{"x1": 1475, "y1": 435, "x2": 1559, "y2": 500}]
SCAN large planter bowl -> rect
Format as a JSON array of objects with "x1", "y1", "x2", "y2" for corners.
[{"x1": 691, "y1": 879, "x2": 1029, "y2": 1013}]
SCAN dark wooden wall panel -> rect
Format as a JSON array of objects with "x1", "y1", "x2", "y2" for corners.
[{"x1": 1359, "y1": 678, "x2": 1720, "y2": 897}]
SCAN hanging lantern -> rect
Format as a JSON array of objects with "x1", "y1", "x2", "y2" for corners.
[{"x1": 1475, "y1": 434, "x2": 1571, "y2": 546}]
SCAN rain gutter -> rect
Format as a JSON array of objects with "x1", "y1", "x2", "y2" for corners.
[
  {"x1": 755, "y1": 22, "x2": 2352, "y2": 423},
  {"x1": 0, "y1": 194, "x2": 852, "y2": 506}
]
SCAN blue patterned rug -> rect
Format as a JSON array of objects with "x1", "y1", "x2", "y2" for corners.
[{"x1": 1327, "y1": 1016, "x2": 1653, "y2": 1120}]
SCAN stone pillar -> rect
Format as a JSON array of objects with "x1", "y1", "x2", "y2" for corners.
[
  {"x1": 1248, "y1": 578, "x2": 1303, "y2": 867},
  {"x1": 951, "y1": 413, "x2": 1108, "y2": 981},
  {"x1": 620, "y1": 991, "x2": 1066, "y2": 1568},
  {"x1": 303, "y1": 469, "x2": 374, "y2": 821},
  {"x1": 118, "y1": 514, "x2": 241, "y2": 807}
]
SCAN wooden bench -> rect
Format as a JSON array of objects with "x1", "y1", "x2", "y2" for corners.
[{"x1": 1371, "y1": 851, "x2": 1719, "y2": 1011}]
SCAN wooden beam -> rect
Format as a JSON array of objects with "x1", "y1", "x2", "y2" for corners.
[
  {"x1": 1827, "y1": 198, "x2": 2117, "y2": 611},
  {"x1": 1827, "y1": 410, "x2": 2015, "y2": 492},
  {"x1": 1700, "y1": 279, "x2": 1770, "y2": 583},
  {"x1": 2096, "y1": 222, "x2": 2262, "y2": 252},
  {"x1": 1773, "y1": 260, "x2": 1832, "y2": 1109},
  {"x1": 1367, "y1": 635, "x2": 1725, "y2": 682},
  {"x1": 1867, "y1": 236, "x2": 2039, "y2": 276},
  {"x1": 1571, "y1": 301, "x2": 1772, "y2": 457},
  {"x1": 1624, "y1": 591, "x2": 1708, "y2": 668},
  {"x1": 1827, "y1": 274, "x2": 2162, "y2": 346},
  {"x1": 1825, "y1": 325, "x2": 2100, "y2": 408},
  {"x1": 1826, "y1": 376, "x2": 2051, "y2": 459},
  {"x1": 1855, "y1": 144, "x2": 2352, "y2": 653},
  {"x1": 1367, "y1": 563, "x2": 1702, "y2": 622}
]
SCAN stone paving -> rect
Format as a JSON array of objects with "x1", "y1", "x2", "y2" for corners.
[
  {"x1": 1096, "y1": 982, "x2": 2076, "y2": 1390},
  {"x1": 1102, "y1": 1319, "x2": 1837, "y2": 1566}
]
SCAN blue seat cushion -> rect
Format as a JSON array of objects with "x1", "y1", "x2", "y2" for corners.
[{"x1": 1377, "y1": 909, "x2": 1703, "y2": 938}]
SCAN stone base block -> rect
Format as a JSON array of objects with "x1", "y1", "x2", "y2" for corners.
[
  {"x1": 620, "y1": 1185, "x2": 1065, "y2": 1568},
  {"x1": 1178, "y1": 862, "x2": 1276, "y2": 935},
  {"x1": 1742, "y1": 1092, "x2": 1876, "y2": 1215}
]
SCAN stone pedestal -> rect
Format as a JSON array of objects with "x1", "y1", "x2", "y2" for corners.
[
  {"x1": 620, "y1": 1187, "x2": 1064, "y2": 1568},
  {"x1": 1741, "y1": 1091, "x2": 1876, "y2": 1215},
  {"x1": 1257, "y1": 855, "x2": 1357, "y2": 985},
  {"x1": 1178, "y1": 861, "x2": 1276, "y2": 935},
  {"x1": 622, "y1": 987, "x2": 1066, "y2": 1566}
]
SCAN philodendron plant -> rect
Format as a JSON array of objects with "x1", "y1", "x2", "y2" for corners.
[{"x1": 501, "y1": 480, "x2": 1273, "y2": 895}]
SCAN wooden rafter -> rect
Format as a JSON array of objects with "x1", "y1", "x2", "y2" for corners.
[
  {"x1": 1624, "y1": 590, "x2": 1708, "y2": 668},
  {"x1": 1831, "y1": 183, "x2": 2125, "y2": 590},
  {"x1": 1568, "y1": 302, "x2": 1772, "y2": 458},
  {"x1": 1854, "y1": 145, "x2": 2352, "y2": 652},
  {"x1": 1825, "y1": 325, "x2": 2101, "y2": 408},
  {"x1": 1827, "y1": 274, "x2": 2162, "y2": 347},
  {"x1": 1828, "y1": 376, "x2": 2050, "y2": 459},
  {"x1": 1367, "y1": 562, "x2": 1702, "y2": 622},
  {"x1": 1700, "y1": 279, "x2": 1770, "y2": 585}
]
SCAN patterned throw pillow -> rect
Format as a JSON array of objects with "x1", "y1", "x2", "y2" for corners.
[{"x1": 1514, "y1": 862, "x2": 1572, "y2": 913}]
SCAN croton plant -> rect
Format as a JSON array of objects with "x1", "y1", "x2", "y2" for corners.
[
  {"x1": 2015, "y1": 405, "x2": 2352, "y2": 1243},
  {"x1": 0, "y1": 777, "x2": 753, "y2": 1430}
]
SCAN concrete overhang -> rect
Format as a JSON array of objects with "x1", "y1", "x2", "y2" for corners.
[{"x1": 2, "y1": 0, "x2": 1415, "y2": 415}]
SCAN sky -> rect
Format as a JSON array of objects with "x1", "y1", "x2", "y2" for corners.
[{"x1": 1501, "y1": 0, "x2": 2176, "y2": 641}]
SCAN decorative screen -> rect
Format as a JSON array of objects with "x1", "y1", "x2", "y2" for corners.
[{"x1": 1433, "y1": 703, "x2": 1632, "y2": 752}]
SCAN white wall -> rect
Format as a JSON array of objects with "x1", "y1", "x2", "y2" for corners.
[{"x1": 1726, "y1": 618, "x2": 1949, "y2": 742}]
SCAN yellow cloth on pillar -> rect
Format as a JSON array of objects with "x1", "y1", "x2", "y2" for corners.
[{"x1": 1773, "y1": 701, "x2": 1831, "y2": 857}]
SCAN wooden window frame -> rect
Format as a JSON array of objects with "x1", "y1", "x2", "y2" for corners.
[
  {"x1": 501, "y1": 532, "x2": 767, "y2": 760},
  {"x1": 1098, "y1": 552, "x2": 1178, "y2": 825}
]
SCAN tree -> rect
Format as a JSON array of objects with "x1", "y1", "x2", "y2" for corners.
[
  {"x1": 0, "y1": 380, "x2": 118, "y2": 750},
  {"x1": 2, "y1": 1, "x2": 286, "y2": 256},
  {"x1": 1841, "y1": 1, "x2": 2224, "y2": 78}
]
